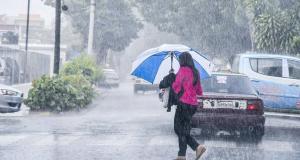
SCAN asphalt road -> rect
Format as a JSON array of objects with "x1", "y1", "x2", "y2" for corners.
[{"x1": 0, "y1": 81, "x2": 300, "y2": 160}]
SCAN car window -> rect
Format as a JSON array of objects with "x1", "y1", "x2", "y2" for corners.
[
  {"x1": 250, "y1": 58, "x2": 282, "y2": 77},
  {"x1": 288, "y1": 60, "x2": 300, "y2": 80},
  {"x1": 250, "y1": 58, "x2": 258, "y2": 72},
  {"x1": 202, "y1": 75, "x2": 256, "y2": 95}
]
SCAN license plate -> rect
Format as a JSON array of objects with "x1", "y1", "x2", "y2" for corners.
[{"x1": 203, "y1": 99, "x2": 247, "y2": 109}]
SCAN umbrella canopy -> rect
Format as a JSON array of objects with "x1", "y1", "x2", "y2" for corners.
[{"x1": 131, "y1": 44, "x2": 213, "y2": 84}]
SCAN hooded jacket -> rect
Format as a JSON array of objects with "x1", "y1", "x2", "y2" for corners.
[{"x1": 172, "y1": 66, "x2": 203, "y2": 106}]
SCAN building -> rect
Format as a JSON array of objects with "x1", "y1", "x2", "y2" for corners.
[{"x1": 0, "y1": 14, "x2": 46, "y2": 44}]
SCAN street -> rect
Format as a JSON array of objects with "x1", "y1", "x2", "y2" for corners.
[{"x1": 0, "y1": 81, "x2": 300, "y2": 160}]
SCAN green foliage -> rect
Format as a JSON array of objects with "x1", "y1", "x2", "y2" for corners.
[
  {"x1": 254, "y1": 11, "x2": 297, "y2": 53},
  {"x1": 135, "y1": 0, "x2": 300, "y2": 56},
  {"x1": 62, "y1": 54, "x2": 103, "y2": 83},
  {"x1": 43, "y1": 0, "x2": 142, "y2": 63},
  {"x1": 24, "y1": 75, "x2": 94, "y2": 112},
  {"x1": 135, "y1": 0, "x2": 252, "y2": 57},
  {"x1": 292, "y1": 36, "x2": 300, "y2": 54},
  {"x1": 25, "y1": 55, "x2": 100, "y2": 112}
]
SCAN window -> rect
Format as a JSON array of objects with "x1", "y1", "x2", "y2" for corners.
[
  {"x1": 202, "y1": 75, "x2": 256, "y2": 95},
  {"x1": 250, "y1": 58, "x2": 258, "y2": 72},
  {"x1": 249, "y1": 58, "x2": 282, "y2": 77},
  {"x1": 288, "y1": 60, "x2": 300, "y2": 80}
]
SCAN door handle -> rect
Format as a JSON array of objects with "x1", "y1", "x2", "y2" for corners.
[
  {"x1": 251, "y1": 79, "x2": 260, "y2": 83},
  {"x1": 289, "y1": 83, "x2": 299, "y2": 87}
]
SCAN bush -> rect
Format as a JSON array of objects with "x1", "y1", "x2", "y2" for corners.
[
  {"x1": 24, "y1": 74, "x2": 94, "y2": 112},
  {"x1": 62, "y1": 54, "x2": 102, "y2": 83},
  {"x1": 25, "y1": 54, "x2": 102, "y2": 112}
]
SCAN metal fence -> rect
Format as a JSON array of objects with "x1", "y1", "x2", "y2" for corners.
[{"x1": 0, "y1": 45, "x2": 50, "y2": 85}]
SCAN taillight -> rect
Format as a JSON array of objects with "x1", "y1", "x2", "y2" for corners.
[
  {"x1": 247, "y1": 100, "x2": 263, "y2": 112},
  {"x1": 247, "y1": 104, "x2": 257, "y2": 110}
]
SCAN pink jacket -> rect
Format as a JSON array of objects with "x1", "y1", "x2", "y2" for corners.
[{"x1": 172, "y1": 66, "x2": 203, "y2": 106}]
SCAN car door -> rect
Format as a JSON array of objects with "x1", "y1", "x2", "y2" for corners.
[{"x1": 286, "y1": 59, "x2": 300, "y2": 109}]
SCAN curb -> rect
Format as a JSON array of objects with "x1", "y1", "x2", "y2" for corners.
[{"x1": 265, "y1": 112, "x2": 300, "y2": 120}]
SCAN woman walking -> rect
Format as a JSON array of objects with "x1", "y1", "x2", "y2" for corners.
[{"x1": 172, "y1": 52, "x2": 206, "y2": 160}]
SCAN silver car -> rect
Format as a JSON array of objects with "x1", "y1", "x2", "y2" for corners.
[{"x1": 0, "y1": 84, "x2": 23, "y2": 113}]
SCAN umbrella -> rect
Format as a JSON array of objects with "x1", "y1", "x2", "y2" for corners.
[{"x1": 131, "y1": 44, "x2": 213, "y2": 84}]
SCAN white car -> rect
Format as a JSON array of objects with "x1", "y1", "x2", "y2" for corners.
[
  {"x1": 0, "y1": 84, "x2": 23, "y2": 113},
  {"x1": 98, "y1": 69, "x2": 120, "y2": 88},
  {"x1": 133, "y1": 77, "x2": 158, "y2": 94},
  {"x1": 231, "y1": 52, "x2": 300, "y2": 109}
]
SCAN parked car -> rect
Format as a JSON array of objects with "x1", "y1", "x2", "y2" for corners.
[
  {"x1": 0, "y1": 84, "x2": 23, "y2": 113},
  {"x1": 133, "y1": 77, "x2": 159, "y2": 94},
  {"x1": 231, "y1": 52, "x2": 300, "y2": 110},
  {"x1": 192, "y1": 73, "x2": 265, "y2": 138},
  {"x1": 98, "y1": 69, "x2": 120, "y2": 88}
]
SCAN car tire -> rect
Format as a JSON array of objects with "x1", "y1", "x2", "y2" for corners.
[
  {"x1": 240, "y1": 125, "x2": 264, "y2": 141},
  {"x1": 253, "y1": 126, "x2": 265, "y2": 137}
]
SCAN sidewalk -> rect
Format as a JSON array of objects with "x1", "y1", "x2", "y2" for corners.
[
  {"x1": 0, "y1": 85, "x2": 109, "y2": 117},
  {"x1": 265, "y1": 112, "x2": 300, "y2": 120}
]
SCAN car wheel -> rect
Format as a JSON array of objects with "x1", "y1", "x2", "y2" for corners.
[
  {"x1": 240, "y1": 125, "x2": 264, "y2": 141},
  {"x1": 253, "y1": 126, "x2": 265, "y2": 137}
]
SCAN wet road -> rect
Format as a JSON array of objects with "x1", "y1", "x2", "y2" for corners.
[{"x1": 0, "y1": 81, "x2": 300, "y2": 160}]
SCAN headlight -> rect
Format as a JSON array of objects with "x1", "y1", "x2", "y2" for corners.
[{"x1": 0, "y1": 89, "x2": 18, "y2": 96}]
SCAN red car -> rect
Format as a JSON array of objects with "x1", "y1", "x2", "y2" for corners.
[{"x1": 192, "y1": 73, "x2": 265, "y2": 138}]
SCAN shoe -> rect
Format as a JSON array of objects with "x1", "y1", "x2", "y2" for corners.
[
  {"x1": 174, "y1": 156, "x2": 186, "y2": 160},
  {"x1": 195, "y1": 145, "x2": 206, "y2": 160}
]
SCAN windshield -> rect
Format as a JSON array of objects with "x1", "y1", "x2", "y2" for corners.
[{"x1": 202, "y1": 74, "x2": 256, "y2": 95}]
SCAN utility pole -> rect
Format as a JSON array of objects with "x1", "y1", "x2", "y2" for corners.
[
  {"x1": 54, "y1": 0, "x2": 62, "y2": 74},
  {"x1": 87, "y1": 0, "x2": 95, "y2": 55},
  {"x1": 24, "y1": 0, "x2": 30, "y2": 82}
]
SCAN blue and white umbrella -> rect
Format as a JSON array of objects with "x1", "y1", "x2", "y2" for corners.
[{"x1": 131, "y1": 44, "x2": 213, "y2": 84}]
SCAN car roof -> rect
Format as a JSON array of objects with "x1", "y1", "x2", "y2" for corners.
[
  {"x1": 237, "y1": 52, "x2": 300, "y2": 61},
  {"x1": 103, "y1": 68, "x2": 116, "y2": 72},
  {"x1": 211, "y1": 72, "x2": 248, "y2": 77}
]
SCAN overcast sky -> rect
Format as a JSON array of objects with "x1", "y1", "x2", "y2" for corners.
[{"x1": 0, "y1": 0, "x2": 55, "y2": 27}]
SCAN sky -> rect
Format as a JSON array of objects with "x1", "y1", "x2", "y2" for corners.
[{"x1": 0, "y1": 0, "x2": 55, "y2": 27}]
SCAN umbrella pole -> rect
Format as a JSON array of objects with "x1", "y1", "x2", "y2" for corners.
[{"x1": 170, "y1": 52, "x2": 174, "y2": 70}]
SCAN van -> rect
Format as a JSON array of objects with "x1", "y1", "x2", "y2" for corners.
[{"x1": 231, "y1": 52, "x2": 300, "y2": 110}]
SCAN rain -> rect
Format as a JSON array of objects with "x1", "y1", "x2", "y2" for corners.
[{"x1": 0, "y1": 0, "x2": 300, "y2": 160}]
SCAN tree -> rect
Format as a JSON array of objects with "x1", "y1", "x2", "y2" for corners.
[
  {"x1": 1, "y1": 31, "x2": 18, "y2": 44},
  {"x1": 244, "y1": 0, "x2": 300, "y2": 54},
  {"x1": 44, "y1": 0, "x2": 142, "y2": 64},
  {"x1": 254, "y1": 11, "x2": 297, "y2": 53},
  {"x1": 292, "y1": 36, "x2": 300, "y2": 55},
  {"x1": 134, "y1": 0, "x2": 252, "y2": 58}
]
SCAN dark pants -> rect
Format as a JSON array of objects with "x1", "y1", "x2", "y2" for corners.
[{"x1": 174, "y1": 103, "x2": 199, "y2": 156}]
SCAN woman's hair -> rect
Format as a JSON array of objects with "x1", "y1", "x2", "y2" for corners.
[{"x1": 178, "y1": 52, "x2": 199, "y2": 86}]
